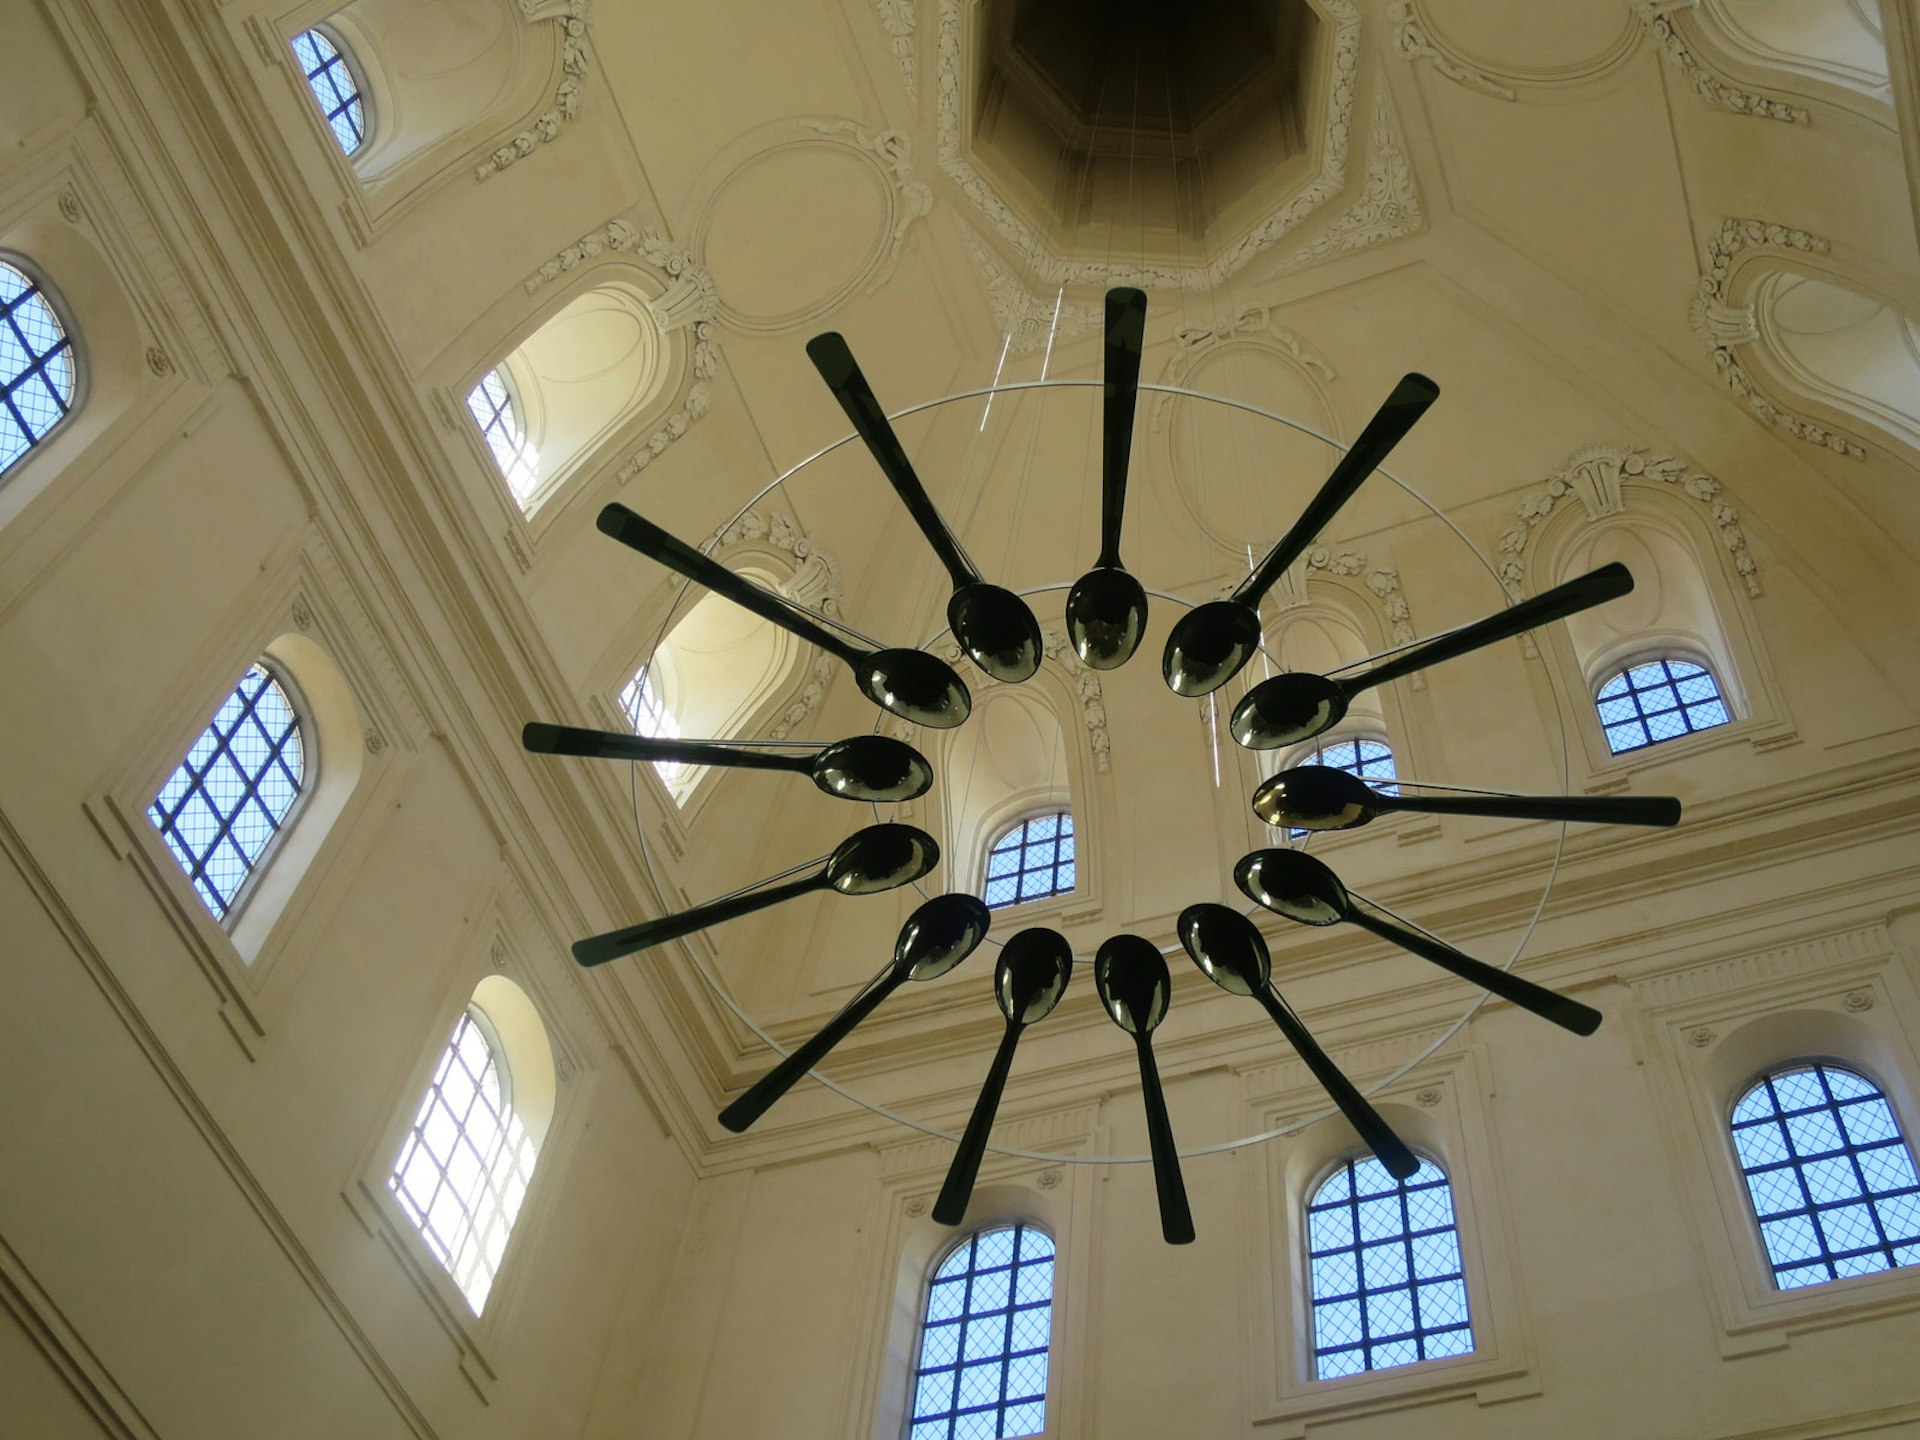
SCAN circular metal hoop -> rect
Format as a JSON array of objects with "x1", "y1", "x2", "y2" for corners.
[{"x1": 628, "y1": 377, "x2": 1571, "y2": 1165}]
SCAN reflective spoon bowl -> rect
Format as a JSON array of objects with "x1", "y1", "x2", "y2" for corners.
[
  {"x1": 1162, "y1": 600, "x2": 1263, "y2": 698},
  {"x1": 950, "y1": 581, "x2": 1044, "y2": 684},
  {"x1": 1066, "y1": 566, "x2": 1150, "y2": 671}
]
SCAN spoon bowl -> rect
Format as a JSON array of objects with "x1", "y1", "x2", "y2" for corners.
[
  {"x1": 1163, "y1": 601, "x2": 1263, "y2": 698},
  {"x1": 1094, "y1": 935, "x2": 1171, "y2": 1035},
  {"x1": 1249, "y1": 765, "x2": 1371, "y2": 830},
  {"x1": 950, "y1": 582, "x2": 1043, "y2": 683},
  {"x1": 1066, "y1": 566, "x2": 1150, "y2": 670},
  {"x1": 827, "y1": 823, "x2": 941, "y2": 895},
  {"x1": 856, "y1": 648, "x2": 973, "y2": 729},
  {"x1": 1234, "y1": 848, "x2": 1345, "y2": 925},
  {"x1": 810, "y1": 734, "x2": 936, "y2": 802},
  {"x1": 1229, "y1": 672, "x2": 1346, "y2": 750}
]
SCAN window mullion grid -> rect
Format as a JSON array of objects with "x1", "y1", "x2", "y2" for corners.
[
  {"x1": 2, "y1": 304, "x2": 71, "y2": 437},
  {"x1": 1400, "y1": 1178, "x2": 1425, "y2": 1361},
  {"x1": 1818, "y1": 1068, "x2": 1897, "y2": 1268},
  {"x1": 1349, "y1": 1164, "x2": 1371, "y2": 1369}
]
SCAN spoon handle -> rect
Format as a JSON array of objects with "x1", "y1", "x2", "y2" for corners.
[
  {"x1": 523, "y1": 723, "x2": 811, "y2": 773},
  {"x1": 1342, "y1": 905, "x2": 1602, "y2": 1037},
  {"x1": 934, "y1": 1019, "x2": 1023, "y2": 1225},
  {"x1": 597, "y1": 504, "x2": 867, "y2": 666},
  {"x1": 1380, "y1": 790, "x2": 1681, "y2": 827},
  {"x1": 1098, "y1": 288, "x2": 1147, "y2": 567},
  {"x1": 718, "y1": 970, "x2": 908, "y2": 1133},
  {"x1": 1253, "y1": 986, "x2": 1420, "y2": 1180},
  {"x1": 1134, "y1": 1035, "x2": 1195, "y2": 1245},
  {"x1": 1348, "y1": 562, "x2": 1632, "y2": 695},
  {"x1": 807, "y1": 334, "x2": 978, "y2": 589},
  {"x1": 572, "y1": 871, "x2": 829, "y2": 968},
  {"x1": 1232, "y1": 373, "x2": 1439, "y2": 607}
]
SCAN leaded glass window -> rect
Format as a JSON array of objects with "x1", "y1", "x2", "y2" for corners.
[
  {"x1": 983, "y1": 812, "x2": 1074, "y2": 910},
  {"x1": 1, "y1": 259, "x2": 77, "y2": 475},
  {"x1": 1595, "y1": 658, "x2": 1730, "y2": 754},
  {"x1": 1732, "y1": 1063, "x2": 1920, "y2": 1290},
  {"x1": 618, "y1": 666, "x2": 686, "y2": 783},
  {"x1": 466, "y1": 368, "x2": 539, "y2": 503},
  {"x1": 149, "y1": 664, "x2": 304, "y2": 922},
  {"x1": 1307, "y1": 1155, "x2": 1473, "y2": 1380},
  {"x1": 291, "y1": 29, "x2": 366, "y2": 154},
  {"x1": 910, "y1": 1224, "x2": 1054, "y2": 1440},
  {"x1": 389, "y1": 1009, "x2": 540, "y2": 1313}
]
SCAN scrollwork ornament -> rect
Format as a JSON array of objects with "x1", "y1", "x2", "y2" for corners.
[
  {"x1": 58, "y1": 190, "x2": 83, "y2": 224},
  {"x1": 474, "y1": 1, "x2": 593, "y2": 180},
  {"x1": 1688, "y1": 219, "x2": 1866, "y2": 457},
  {"x1": 1388, "y1": 0, "x2": 1516, "y2": 100},
  {"x1": 1415, "y1": 1087, "x2": 1443, "y2": 1108},
  {"x1": 1633, "y1": 2, "x2": 1811, "y2": 125},
  {"x1": 1036, "y1": 1168, "x2": 1063, "y2": 1190}
]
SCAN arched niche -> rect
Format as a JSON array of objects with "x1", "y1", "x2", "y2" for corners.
[
  {"x1": 322, "y1": 0, "x2": 535, "y2": 185},
  {"x1": 1756, "y1": 272, "x2": 1920, "y2": 459},
  {"x1": 1700, "y1": 0, "x2": 1892, "y2": 112},
  {"x1": 940, "y1": 686, "x2": 1074, "y2": 899},
  {"x1": 469, "y1": 972, "x2": 557, "y2": 1147},
  {"x1": 493, "y1": 280, "x2": 668, "y2": 513}
]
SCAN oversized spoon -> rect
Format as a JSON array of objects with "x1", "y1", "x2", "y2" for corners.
[
  {"x1": 1162, "y1": 373, "x2": 1439, "y2": 698},
  {"x1": 1234, "y1": 848, "x2": 1602, "y2": 1036},
  {"x1": 1230, "y1": 562, "x2": 1633, "y2": 750},
  {"x1": 717, "y1": 894, "x2": 991, "y2": 1133},
  {"x1": 1251, "y1": 764, "x2": 1682, "y2": 833},
  {"x1": 1177, "y1": 903, "x2": 1418, "y2": 1179},
  {"x1": 572, "y1": 823, "x2": 939, "y2": 967},
  {"x1": 933, "y1": 928, "x2": 1074, "y2": 1225},
  {"x1": 522, "y1": 724, "x2": 935, "y2": 804},
  {"x1": 1065, "y1": 288, "x2": 1150, "y2": 670},
  {"x1": 597, "y1": 503, "x2": 971, "y2": 729},
  {"x1": 1094, "y1": 934, "x2": 1194, "y2": 1244},
  {"x1": 807, "y1": 333, "x2": 1043, "y2": 683}
]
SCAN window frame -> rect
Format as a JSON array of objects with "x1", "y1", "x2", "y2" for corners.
[
  {"x1": 907, "y1": 1223, "x2": 1058, "y2": 1439},
  {"x1": 466, "y1": 363, "x2": 541, "y2": 506},
  {"x1": 289, "y1": 24, "x2": 372, "y2": 159},
  {"x1": 0, "y1": 250, "x2": 83, "y2": 480},
  {"x1": 147, "y1": 659, "x2": 313, "y2": 930},
  {"x1": 981, "y1": 809, "x2": 1077, "y2": 912},
  {"x1": 1591, "y1": 653, "x2": 1734, "y2": 756}
]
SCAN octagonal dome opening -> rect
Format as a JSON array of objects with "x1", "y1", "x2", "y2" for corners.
[{"x1": 973, "y1": 0, "x2": 1322, "y2": 253}]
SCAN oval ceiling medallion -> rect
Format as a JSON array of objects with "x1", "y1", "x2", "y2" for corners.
[
  {"x1": 1409, "y1": 0, "x2": 1640, "y2": 87},
  {"x1": 702, "y1": 142, "x2": 895, "y2": 332}
]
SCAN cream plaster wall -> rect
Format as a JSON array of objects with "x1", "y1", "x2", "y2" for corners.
[{"x1": 1, "y1": 0, "x2": 1919, "y2": 1438}]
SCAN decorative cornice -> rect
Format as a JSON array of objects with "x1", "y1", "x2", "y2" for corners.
[
  {"x1": 1628, "y1": 923, "x2": 1894, "y2": 1008},
  {"x1": 1285, "y1": 92, "x2": 1425, "y2": 269},
  {"x1": 936, "y1": 0, "x2": 1361, "y2": 290},
  {"x1": 797, "y1": 120, "x2": 932, "y2": 295},
  {"x1": 964, "y1": 232, "x2": 1097, "y2": 355},
  {"x1": 475, "y1": 0, "x2": 593, "y2": 180},
  {"x1": 1633, "y1": 1, "x2": 1811, "y2": 124},
  {"x1": 707, "y1": 510, "x2": 844, "y2": 742},
  {"x1": 522, "y1": 219, "x2": 724, "y2": 481},
  {"x1": 1388, "y1": 0, "x2": 1516, "y2": 100},
  {"x1": 1688, "y1": 219, "x2": 1867, "y2": 457},
  {"x1": 1496, "y1": 443, "x2": 1762, "y2": 598},
  {"x1": 870, "y1": 0, "x2": 917, "y2": 103}
]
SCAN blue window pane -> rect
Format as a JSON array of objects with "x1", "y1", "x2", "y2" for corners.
[
  {"x1": 291, "y1": 30, "x2": 366, "y2": 154},
  {"x1": 1595, "y1": 658, "x2": 1730, "y2": 754},
  {"x1": 467, "y1": 368, "x2": 539, "y2": 502},
  {"x1": 0, "y1": 260, "x2": 78, "y2": 474},
  {"x1": 912, "y1": 1225, "x2": 1053, "y2": 1437},
  {"x1": 1310, "y1": 1157, "x2": 1473, "y2": 1379},
  {"x1": 982, "y1": 812, "x2": 1075, "y2": 910},
  {"x1": 148, "y1": 665, "x2": 304, "y2": 922},
  {"x1": 1733, "y1": 1064, "x2": 1920, "y2": 1289}
]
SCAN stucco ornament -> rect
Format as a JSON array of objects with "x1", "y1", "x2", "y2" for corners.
[
  {"x1": 1633, "y1": 1, "x2": 1811, "y2": 124},
  {"x1": 474, "y1": 0, "x2": 593, "y2": 180},
  {"x1": 706, "y1": 510, "x2": 846, "y2": 743}
]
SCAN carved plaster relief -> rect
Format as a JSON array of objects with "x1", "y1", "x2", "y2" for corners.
[
  {"x1": 870, "y1": 0, "x2": 917, "y2": 103},
  {"x1": 1389, "y1": 0, "x2": 1517, "y2": 99},
  {"x1": 1688, "y1": 219, "x2": 1868, "y2": 456},
  {"x1": 706, "y1": 510, "x2": 844, "y2": 743},
  {"x1": 1496, "y1": 444, "x2": 1762, "y2": 598},
  {"x1": 474, "y1": 0, "x2": 594, "y2": 180},
  {"x1": 1633, "y1": 1, "x2": 1813, "y2": 124},
  {"x1": 1387, "y1": 0, "x2": 1641, "y2": 97},
  {"x1": 523, "y1": 219, "x2": 722, "y2": 481},
  {"x1": 890, "y1": 629, "x2": 1111, "y2": 773},
  {"x1": 965, "y1": 233, "x2": 1097, "y2": 356},
  {"x1": 936, "y1": 0, "x2": 1362, "y2": 290},
  {"x1": 1284, "y1": 92, "x2": 1426, "y2": 270},
  {"x1": 1270, "y1": 547, "x2": 1421, "y2": 648},
  {"x1": 694, "y1": 119, "x2": 932, "y2": 332}
]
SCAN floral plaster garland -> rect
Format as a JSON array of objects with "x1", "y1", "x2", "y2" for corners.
[
  {"x1": 706, "y1": 511, "x2": 844, "y2": 743},
  {"x1": 475, "y1": 0, "x2": 593, "y2": 180},
  {"x1": 1633, "y1": 1, "x2": 1811, "y2": 124}
]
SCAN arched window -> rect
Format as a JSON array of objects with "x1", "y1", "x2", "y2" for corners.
[
  {"x1": 911, "y1": 1223, "x2": 1055, "y2": 1439},
  {"x1": 148, "y1": 664, "x2": 305, "y2": 923},
  {"x1": 467, "y1": 367, "x2": 538, "y2": 502},
  {"x1": 1, "y1": 258, "x2": 78, "y2": 476},
  {"x1": 983, "y1": 812, "x2": 1075, "y2": 910},
  {"x1": 389, "y1": 981, "x2": 553, "y2": 1314},
  {"x1": 617, "y1": 665, "x2": 686, "y2": 785},
  {"x1": 1731, "y1": 1062, "x2": 1920, "y2": 1289},
  {"x1": 1595, "y1": 657, "x2": 1730, "y2": 754},
  {"x1": 290, "y1": 29, "x2": 367, "y2": 155},
  {"x1": 1307, "y1": 1155, "x2": 1473, "y2": 1380}
]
